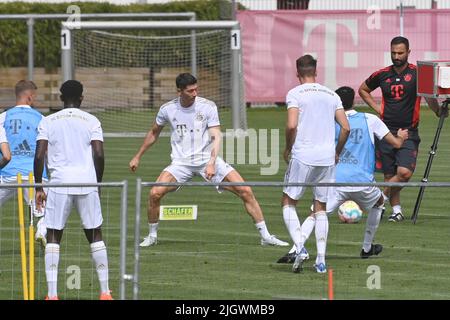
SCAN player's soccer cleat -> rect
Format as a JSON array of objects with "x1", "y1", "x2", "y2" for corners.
[
  {"x1": 277, "y1": 247, "x2": 309, "y2": 263},
  {"x1": 45, "y1": 296, "x2": 59, "y2": 300},
  {"x1": 388, "y1": 212, "x2": 405, "y2": 222},
  {"x1": 99, "y1": 291, "x2": 114, "y2": 300},
  {"x1": 314, "y1": 263, "x2": 327, "y2": 274},
  {"x1": 292, "y1": 253, "x2": 305, "y2": 273},
  {"x1": 260, "y1": 235, "x2": 289, "y2": 247},
  {"x1": 299, "y1": 247, "x2": 310, "y2": 260},
  {"x1": 277, "y1": 251, "x2": 296, "y2": 263},
  {"x1": 35, "y1": 219, "x2": 47, "y2": 248},
  {"x1": 360, "y1": 243, "x2": 383, "y2": 259},
  {"x1": 140, "y1": 235, "x2": 157, "y2": 247}
]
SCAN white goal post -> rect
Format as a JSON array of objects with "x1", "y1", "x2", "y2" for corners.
[{"x1": 60, "y1": 20, "x2": 246, "y2": 133}]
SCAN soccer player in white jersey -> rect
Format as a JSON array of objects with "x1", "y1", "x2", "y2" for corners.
[
  {"x1": 0, "y1": 80, "x2": 47, "y2": 246},
  {"x1": 34, "y1": 80, "x2": 112, "y2": 300},
  {"x1": 282, "y1": 55, "x2": 350, "y2": 273},
  {"x1": 129, "y1": 73, "x2": 288, "y2": 247},
  {"x1": 278, "y1": 86, "x2": 408, "y2": 265},
  {"x1": 0, "y1": 126, "x2": 11, "y2": 170}
]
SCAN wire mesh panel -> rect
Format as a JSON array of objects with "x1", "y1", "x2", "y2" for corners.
[
  {"x1": 72, "y1": 29, "x2": 246, "y2": 135},
  {"x1": 0, "y1": 183, "x2": 128, "y2": 300}
]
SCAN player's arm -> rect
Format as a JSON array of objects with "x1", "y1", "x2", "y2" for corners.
[
  {"x1": 358, "y1": 82, "x2": 381, "y2": 115},
  {"x1": 0, "y1": 142, "x2": 11, "y2": 168},
  {"x1": 335, "y1": 108, "x2": 350, "y2": 163},
  {"x1": 33, "y1": 139, "x2": 48, "y2": 211},
  {"x1": 92, "y1": 140, "x2": 104, "y2": 183},
  {"x1": 284, "y1": 107, "x2": 298, "y2": 164},
  {"x1": 205, "y1": 125, "x2": 221, "y2": 180},
  {"x1": 383, "y1": 129, "x2": 408, "y2": 149},
  {"x1": 129, "y1": 121, "x2": 164, "y2": 172}
]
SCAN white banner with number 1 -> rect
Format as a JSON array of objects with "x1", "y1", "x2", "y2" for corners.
[{"x1": 231, "y1": 30, "x2": 241, "y2": 50}]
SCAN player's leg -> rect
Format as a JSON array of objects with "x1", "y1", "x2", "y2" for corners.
[
  {"x1": 311, "y1": 165, "x2": 336, "y2": 274},
  {"x1": 23, "y1": 187, "x2": 47, "y2": 247},
  {"x1": 77, "y1": 191, "x2": 112, "y2": 300},
  {"x1": 221, "y1": 168, "x2": 288, "y2": 246},
  {"x1": 377, "y1": 138, "x2": 398, "y2": 219},
  {"x1": 141, "y1": 166, "x2": 191, "y2": 247},
  {"x1": 356, "y1": 187, "x2": 384, "y2": 258},
  {"x1": 43, "y1": 189, "x2": 71, "y2": 300},
  {"x1": 387, "y1": 135, "x2": 419, "y2": 222}
]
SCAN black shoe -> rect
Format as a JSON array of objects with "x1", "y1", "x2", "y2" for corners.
[
  {"x1": 276, "y1": 252, "x2": 296, "y2": 263},
  {"x1": 360, "y1": 244, "x2": 383, "y2": 259},
  {"x1": 388, "y1": 212, "x2": 405, "y2": 222},
  {"x1": 380, "y1": 206, "x2": 385, "y2": 220}
]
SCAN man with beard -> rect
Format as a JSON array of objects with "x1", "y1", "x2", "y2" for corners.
[{"x1": 358, "y1": 36, "x2": 443, "y2": 222}]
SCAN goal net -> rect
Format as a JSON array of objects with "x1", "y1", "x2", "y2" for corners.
[{"x1": 71, "y1": 27, "x2": 247, "y2": 136}]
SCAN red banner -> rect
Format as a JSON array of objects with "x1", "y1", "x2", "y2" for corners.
[{"x1": 237, "y1": 10, "x2": 450, "y2": 103}]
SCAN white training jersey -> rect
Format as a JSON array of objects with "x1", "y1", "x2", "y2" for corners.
[
  {"x1": 286, "y1": 83, "x2": 343, "y2": 166},
  {"x1": 338, "y1": 110, "x2": 390, "y2": 192},
  {"x1": 156, "y1": 97, "x2": 220, "y2": 166},
  {"x1": 37, "y1": 108, "x2": 103, "y2": 194},
  {"x1": 0, "y1": 126, "x2": 7, "y2": 144},
  {"x1": 346, "y1": 110, "x2": 390, "y2": 143}
]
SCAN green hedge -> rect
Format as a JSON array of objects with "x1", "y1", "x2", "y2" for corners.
[{"x1": 0, "y1": 0, "x2": 233, "y2": 68}]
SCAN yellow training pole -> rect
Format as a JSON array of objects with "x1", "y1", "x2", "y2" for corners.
[
  {"x1": 17, "y1": 173, "x2": 29, "y2": 300},
  {"x1": 28, "y1": 172, "x2": 35, "y2": 300}
]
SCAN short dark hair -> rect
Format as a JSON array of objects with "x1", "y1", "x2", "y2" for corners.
[
  {"x1": 391, "y1": 36, "x2": 409, "y2": 50},
  {"x1": 176, "y1": 73, "x2": 197, "y2": 90},
  {"x1": 335, "y1": 86, "x2": 355, "y2": 110},
  {"x1": 60, "y1": 80, "x2": 83, "y2": 100},
  {"x1": 296, "y1": 54, "x2": 317, "y2": 77},
  {"x1": 15, "y1": 80, "x2": 37, "y2": 98}
]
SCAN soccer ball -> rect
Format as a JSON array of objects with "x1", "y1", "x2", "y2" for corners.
[{"x1": 338, "y1": 201, "x2": 363, "y2": 223}]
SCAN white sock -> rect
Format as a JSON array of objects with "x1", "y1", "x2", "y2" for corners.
[
  {"x1": 148, "y1": 222, "x2": 158, "y2": 238},
  {"x1": 282, "y1": 205, "x2": 302, "y2": 253},
  {"x1": 288, "y1": 244, "x2": 296, "y2": 254},
  {"x1": 90, "y1": 241, "x2": 110, "y2": 294},
  {"x1": 255, "y1": 221, "x2": 271, "y2": 239},
  {"x1": 314, "y1": 211, "x2": 328, "y2": 265},
  {"x1": 300, "y1": 215, "x2": 316, "y2": 246},
  {"x1": 363, "y1": 207, "x2": 382, "y2": 252},
  {"x1": 382, "y1": 192, "x2": 389, "y2": 203},
  {"x1": 392, "y1": 205, "x2": 402, "y2": 214},
  {"x1": 45, "y1": 243, "x2": 60, "y2": 298}
]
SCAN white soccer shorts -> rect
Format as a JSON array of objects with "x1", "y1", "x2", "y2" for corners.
[
  {"x1": 0, "y1": 178, "x2": 48, "y2": 217},
  {"x1": 326, "y1": 186, "x2": 382, "y2": 214},
  {"x1": 163, "y1": 156, "x2": 234, "y2": 192},
  {"x1": 283, "y1": 158, "x2": 335, "y2": 202},
  {"x1": 43, "y1": 189, "x2": 103, "y2": 230}
]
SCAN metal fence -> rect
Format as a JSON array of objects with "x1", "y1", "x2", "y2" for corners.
[{"x1": 0, "y1": 181, "x2": 129, "y2": 300}]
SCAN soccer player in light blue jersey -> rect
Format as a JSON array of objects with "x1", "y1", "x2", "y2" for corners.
[{"x1": 0, "y1": 80, "x2": 47, "y2": 246}]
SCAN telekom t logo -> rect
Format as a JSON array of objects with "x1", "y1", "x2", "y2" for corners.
[
  {"x1": 391, "y1": 84, "x2": 404, "y2": 100},
  {"x1": 303, "y1": 19, "x2": 358, "y2": 89}
]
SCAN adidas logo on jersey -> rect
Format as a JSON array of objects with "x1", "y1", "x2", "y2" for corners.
[
  {"x1": 338, "y1": 148, "x2": 358, "y2": 165},
  {"x1": 12, "y1": 139, "x2": 34, "y2": 157}
]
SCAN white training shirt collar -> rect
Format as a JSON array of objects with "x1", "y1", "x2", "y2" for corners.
[
  {"x1": 345, "y1": 109, "x2": 357, "y2": 116},
  {"x1": 15, "y1": 104, "x2": 32, "y2": 108}
]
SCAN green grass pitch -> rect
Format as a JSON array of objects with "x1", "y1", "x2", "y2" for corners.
[{"x1": 0, "y1": 106, "x2": 449, "y2": 300}]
